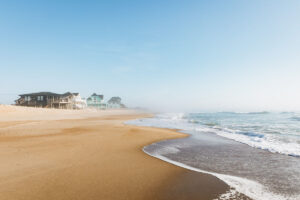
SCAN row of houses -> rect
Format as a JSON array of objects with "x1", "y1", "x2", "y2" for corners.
[{"x1": 15, "y1": 92, "x2": 125, "y2": 109}]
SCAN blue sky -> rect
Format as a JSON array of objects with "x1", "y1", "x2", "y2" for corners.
[{"x1": 0, "y1": 0, "x2": 299, "y2": 111}]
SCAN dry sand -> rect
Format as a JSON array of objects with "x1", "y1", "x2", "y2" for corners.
[{"x1": 0, "y1": 105, "x2": 229, "y2": 200}]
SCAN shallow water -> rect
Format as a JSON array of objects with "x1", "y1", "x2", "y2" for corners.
[
  {"x1": 144, "y1": 132, "x2": 300, "y2": 199},
  {"x1": 127, "y1": 112, "x2": 300, "y2": 200}
]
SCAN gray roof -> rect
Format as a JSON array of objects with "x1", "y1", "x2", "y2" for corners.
[
  {"x1": 108, "y1": 97, "x2": 122, "y2": 104},
  {"x1": 90, "y1": 93, "x2": 104, "y2": 99},
  {"x1": 20, "y1": 92, "x2": 60, "y2": 97},
  {"x1": 20, "y1": 92, "x2": 79, "y2": 97}
]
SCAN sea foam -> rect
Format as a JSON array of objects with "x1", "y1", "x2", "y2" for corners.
[
  {"x1": 143, "y1": 146, "x2": 296, "y2": 200},
  {"x1": 126, "y1": 112, "x2": 300, "y2": 200},
  {"x1": 127, "y1": 112, "x2": 300, "y2": 157}
]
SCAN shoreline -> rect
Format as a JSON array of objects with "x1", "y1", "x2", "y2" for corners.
[
  {"x1": 130, "y1": 114, "x2": 299, "y2": 200},
  {"x1": 0, "y1": 106, "x2": 230, "y2": 200},
  {"x1": 138, "y1": 126, "x2": 253, "y2": 200}
]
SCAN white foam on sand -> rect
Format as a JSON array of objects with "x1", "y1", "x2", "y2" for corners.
[
  {"x1": 128, "y1": 114, "x2": 300, "y2": 200},
  {"x1": 143, "y1": 147, "x2": 299, "y2": 200},
  {"x1": 127, "y1": 113, "x2": 300, "y2": 157}
]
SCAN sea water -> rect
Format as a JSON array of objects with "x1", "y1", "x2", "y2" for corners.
[{"x1": 126, "y1": 112, "x2": 300, "y2": 200}]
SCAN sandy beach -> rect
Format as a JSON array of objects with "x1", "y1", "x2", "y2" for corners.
[{"x1": 0, "y1": 105, "x2": 229, "y2": 200}]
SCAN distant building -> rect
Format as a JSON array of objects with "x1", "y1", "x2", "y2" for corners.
[
  {"x1": 107, "y1": 97, "x2": 126, "y2": 109},
  {"x1": 86, "y1": 93, "x2": 106, "y2": 109},
  {"x1": 15, "y1": 92, "x2": 86, "y2": 109},
  {"x1": 72, "y1": 93, "x2": 87, "y2": 109},
  {"x1": 16, "y1": 92, "x2": 59, "y2": 108}
]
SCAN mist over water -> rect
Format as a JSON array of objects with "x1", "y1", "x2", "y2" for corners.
[{"x1": 127, "y1": 112, "x2": 300, "y2": 200}]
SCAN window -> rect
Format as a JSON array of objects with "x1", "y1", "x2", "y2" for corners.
[
  {"x1": 37, "y1": 96, "x2": 44, "y2": 101},
  {"x1": 25, "y1": 96, "x2": 31, "y2": 101}
]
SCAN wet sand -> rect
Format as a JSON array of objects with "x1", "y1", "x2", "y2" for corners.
[{"x1": 0, "y1": 105, "x2": 229, "y2": 200}]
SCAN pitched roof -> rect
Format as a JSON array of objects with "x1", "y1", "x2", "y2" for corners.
[
  {"x1": 19, "y1": 92, "x2": 61, "y2": 97},
  {"x1": 90, "y1": 93, "x2": 104, "y2": 99},
  {"x1": 108, "y1": 97, "x2": 122, "y2": 104},
  {"x1": 20, "y1": 92, "x2": 79, "y2": 97}
]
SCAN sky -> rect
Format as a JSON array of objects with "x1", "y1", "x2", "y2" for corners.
[{"x1": 0, "y1": 0, "x2": 299, "y2": 112}]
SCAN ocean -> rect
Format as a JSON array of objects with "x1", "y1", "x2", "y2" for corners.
[{"x1": 126, "y1": 112, "x2": 300, "y2": 200}]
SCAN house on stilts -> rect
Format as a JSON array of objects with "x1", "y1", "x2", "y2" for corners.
[{"x1": 15, "y1": 92, "x2": 86, "y2": 109}]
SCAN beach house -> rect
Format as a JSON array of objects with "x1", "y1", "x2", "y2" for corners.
[
  {"x1": 15, "y1": 92, "x2": 86, "y2": 109},
  {"x1": 16, "y1": 92, "x2": 61, "y2": 108},
  {"x1": 86, "y1": 93, "x2": 106, "y2": 109},
  {"x1": 107, "y1": 97, "x2": 125, "y2": 109},
  {"x1": 72, "y1": 94, "x2": 87, "y2": 109}
]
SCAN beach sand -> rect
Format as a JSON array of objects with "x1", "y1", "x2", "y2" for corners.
[{"x1": 0, "y1": 105, "x2": 229, "y2": 200}]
